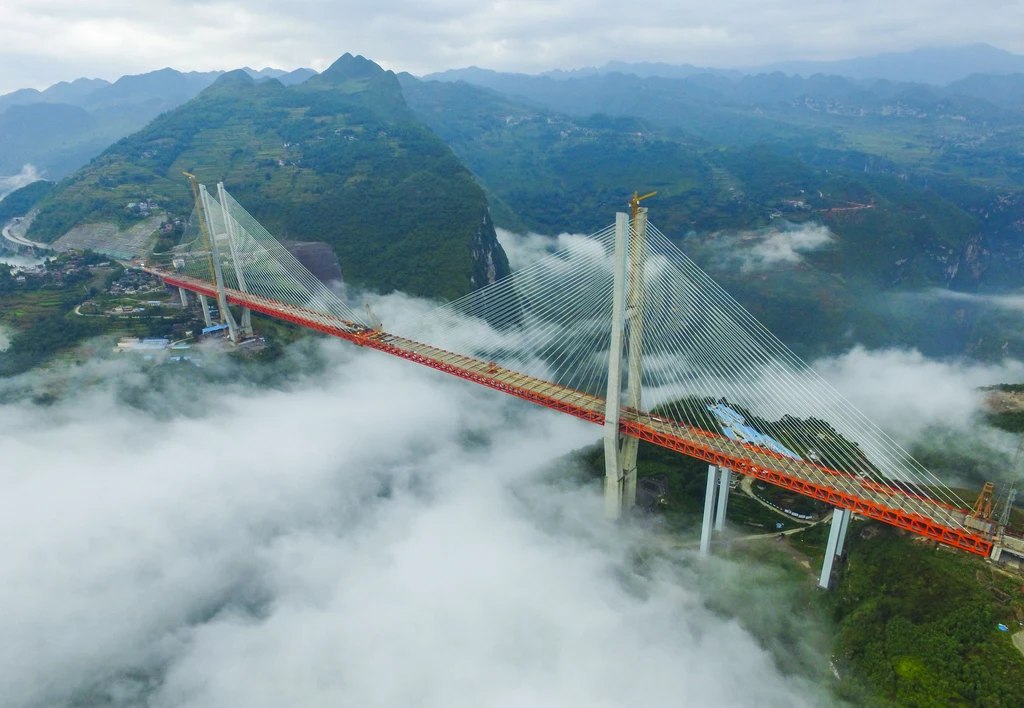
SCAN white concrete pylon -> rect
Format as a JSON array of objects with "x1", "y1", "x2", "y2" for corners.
[
  {"x1": 198, "y1": 183, "x2": 239, "y2": 343},
  {"x1": 179, "y1": 287, "x2": 189, "y2": 307},
  {"x1": 619, "y1": 206, "x2": 648, "y2": 511},
  {"x1": 217, "y1": 182, "x2": 253, "y2": 337},
  {"x1": 603, "y1": 212, "x2": 628, "y2": 520}
]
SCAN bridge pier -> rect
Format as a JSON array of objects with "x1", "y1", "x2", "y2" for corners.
[
  {"x1": 700, "y1": 465, "x2": 732, "y2": 556},
  {"x1": 818, "y1": 508, "x2": 850, "y2": 589},
  {"x1": 179, "y1": 287, "x2": 189, "y2": 307},
  {"x1": 714, "y1": 467, "x2": 731, "y2": 532},
  {"x1": 198, "y1": 293, "x2": 213, "y2": 328}
]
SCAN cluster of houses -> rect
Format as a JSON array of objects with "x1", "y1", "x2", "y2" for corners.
[{"x1": 125, "y1": 200, "x2": 158, "y2": 214}]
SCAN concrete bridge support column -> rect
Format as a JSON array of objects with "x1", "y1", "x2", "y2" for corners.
[
  {"x1": 836, "y1": 507, "x2": 851, "y2": 559},
  {"x1": 714, "y1": 468, "x2": 731, "y2": 532},
  {"x1": 819, "y1": 508, "x2": 849, "y2": 589},
  {"x1": 179, "y1": 287, "x2": 189, "y2": 307},
  {"x1": 700, "y1": 465, "x2": 721, "y2": 557},
  {"x1": 198, "y1": 293, "x2": 213, "y2": 328}
]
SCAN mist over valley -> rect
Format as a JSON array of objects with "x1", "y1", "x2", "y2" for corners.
[{"x1": 5, "y1": 9, "x2": 1024, "y2": 706}]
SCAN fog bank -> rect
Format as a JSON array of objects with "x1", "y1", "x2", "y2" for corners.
[
  {"x1": 0, "y1": 164, "x2": 43, "y2": 201},
  {"x1": 0, "y1": 340, "x2": 830, "y2": 707}
]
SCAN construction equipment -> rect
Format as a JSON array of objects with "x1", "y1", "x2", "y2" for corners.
[
  {"x1": 629, "y1": 191, "x2": 657, "y2": 221},
  {"x1": 364, "y1": 302, "x2": 383, "y2": 331},
  {"x1": 973, "y1": 482, "x2": 996, "y2": 521}
]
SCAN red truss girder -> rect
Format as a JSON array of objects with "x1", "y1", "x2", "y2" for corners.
[{"x1": 159, "y1": 272, "x2": 993, "y2": 557}]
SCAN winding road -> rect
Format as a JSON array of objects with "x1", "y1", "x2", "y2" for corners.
[{"x1": 2, "y1": 217, "x2": 48, "y2": 249}]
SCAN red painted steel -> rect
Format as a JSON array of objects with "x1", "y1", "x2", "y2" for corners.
[{"x1": 155, "y1": 269, "x2": 993, "y2": 557}]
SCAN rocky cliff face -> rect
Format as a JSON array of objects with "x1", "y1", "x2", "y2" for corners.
[
  {"x1": 469, "y1": 210, "x2": 510, "y2": 289},
  {"x1": 284, "y1": 241, "x2": 344, "y2": 283}
]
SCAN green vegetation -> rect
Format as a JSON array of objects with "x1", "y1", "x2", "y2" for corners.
[
  {"x1": 560, "y1": 408, "x2": 1024, "y2": 707},
  {"x1": 0, "y1": 180, "x2": 54, "y2": 222},
  {"x1": 400, "y1": 75, "x2": 1024, "y2": 360},
  {"x1": 0, "y1": 312, "x2": 105, "y2": 376},
  {"x1": 830, "y1": 528, "x2": 1024, "y2": 707},
  {"x1": 986, "y1": 411, "x2": 1024, "y2": 433},
  {"x1": 29, "y1": 55, "x2": 510, "y2": 301},
  {"x1": 0, "y1": 251, "x2": 190, "y2": 375}
]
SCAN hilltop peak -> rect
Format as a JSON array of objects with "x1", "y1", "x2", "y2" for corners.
[
  {"x1": 211, "y1": 69, "x2": 255, "y2": 87},
  {"x1": 321, "y1": 53, "x2": 386, "y2": 81}
]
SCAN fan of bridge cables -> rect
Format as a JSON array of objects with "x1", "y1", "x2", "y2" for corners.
[
  {"x1": 173, "y1": 188, "x2": 368, "y2": 327},
  {"x1": 395, "y1": 221, "x2": 972, "y2": 515}
]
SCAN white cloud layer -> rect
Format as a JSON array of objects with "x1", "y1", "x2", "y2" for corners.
[
  {"x1": 813, "y1": 346, "x2": 1024, "y2": 442},
  {"x1": 496, "y1": 227, "x2": 595, "y2": 270},
  {"x1": 704, "y1": 223, "x2": 835, "y2": 273},
  {"x1": 0, "y1": 164, "x2": 43, "y2": 201},
  {"x1": 0, "y1": 339, "x2": 829, "y2": 707},
  {"x1": 2, "y1": 0, "x2": 1024, "y2": 91},
  {"x1": 925, "y1": 288, "x2": 1024, "y2": 312}
]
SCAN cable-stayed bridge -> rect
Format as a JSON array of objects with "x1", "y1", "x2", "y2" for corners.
[{"x1": 143, "y1": 180, "x2": 1012, "y2": 587}]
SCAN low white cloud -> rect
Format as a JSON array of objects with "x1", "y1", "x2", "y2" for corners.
[
  {"x1": 0, "y1": 164, "x2": 43, "y2": 201},
  {"x1": 746, "y1": 224, "x2": 833, "y2": 268},
  {"x1": 813, "y1": 346, "x2": 1024, "y2": 443},
  {"x1": 496, "y1": 227, "x2": 596, "y2": 270},
  {"x1": 0, "y1": 331, "x2": 829, "y2": 706},
  {"x1": 923, "y1": 288, "x2": 1024, "y2": 312},
  {"x1": 710, "y1": 223, "x2": 835, "y2": 273}
]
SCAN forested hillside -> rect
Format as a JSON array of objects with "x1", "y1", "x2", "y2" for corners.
[
  {"x1": 399, "y1": 74, "x2": 1024, "y2": 359},
  {"x1": 28, "y1": 55, "x2": 509, "y2": 300}
]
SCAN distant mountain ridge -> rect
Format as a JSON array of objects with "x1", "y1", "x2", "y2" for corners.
[
  {"x1": 0, "y1": 66, "x2": 319, "y2": 181},
  {"x1": 752, "y1": 44, "x2": 1024, "y2": 85},
  {"x1": 425, "y1": 44, "x2": 1024, "y2": 87}
]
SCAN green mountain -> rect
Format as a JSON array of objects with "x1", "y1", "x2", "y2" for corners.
[
  {"x1": 28, "y1": 55, "x2": 509, "y2": 300},
  {"x1": 399, "y1": 75, "x2": 1024, "y2": 360}
]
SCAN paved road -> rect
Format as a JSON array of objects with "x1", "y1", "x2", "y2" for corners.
[
  {"x1": 740, "y1": 475, "x2": 816, "y2": 525},
  {"x1": 2, "y1": 217, "x2": 47, "y2": 249}
]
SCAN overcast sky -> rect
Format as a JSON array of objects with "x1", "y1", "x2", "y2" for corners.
[{"x1": 1, "y1": 0, "x2": 1023, "y2": 92}]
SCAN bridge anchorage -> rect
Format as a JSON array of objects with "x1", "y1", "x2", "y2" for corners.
[{"x1": 144, "y1": 177, "x2": 1021, "y2": 588}]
